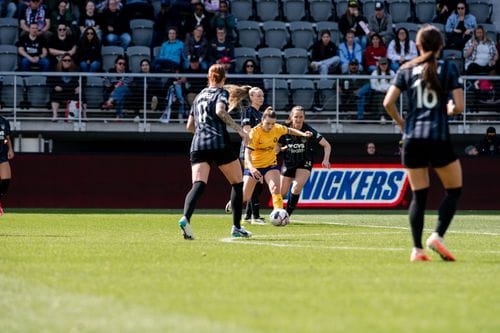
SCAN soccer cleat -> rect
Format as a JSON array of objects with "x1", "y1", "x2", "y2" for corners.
[
  {"x1": 179, "y1": 216, "x2": 194, "y2": 240},
  {"x1": 231, "y1": 225, "x2": 252, "y2": 238},
  {"x1": 410, "y1": 248, "x2": 432, "y2": 262},
  {"x1": 426, "y1": 233, "x2": 456, "y2": 261},
  {"x1": 251, "y1": 217, "x2": 267, "y2": 225},
  {"x1": 224, "y1": 200, "x2": 232, "y2": 214},
  {"x1": 242, "y1": 216, "x2": 252, "y2": 224}
]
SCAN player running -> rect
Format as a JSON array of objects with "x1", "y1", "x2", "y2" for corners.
[
  {"x1": 383, "y1": 24, "x2": 464, "y2": 262},
  {"x1": 279, "y1": 106, "x2": 332, "y2": 217}
]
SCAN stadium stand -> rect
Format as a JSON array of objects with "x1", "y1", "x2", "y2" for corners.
[
  {"x1": 316, "y1": 79, "x2": 338, "y2": 112},
  {"x1": 315, "y1": 21, "x2": 341, "y2": 45},
  {"x1": 258, "y1": 47, "x2": 283, "y2": 74},
  {"x1": 282, "y1": 0, "x2": 306, "y2": 22},
  {"x1": 101, "y1": 46, "x2": 125, "y2": 72},
  {"x1": 130, "y1": 19, "x2": 154, "y2": 47},
  {"x1": 237, "y1": 20, "x2": 262, "y2": 48},
  {"x1": 126, "y1": 46, "x2": 151, "y2": 73},
  {"x1": 387, "y1": 0, "x2": 411, "y2": 24},
  {"x1": 255, "y1": 0, "x2": 280, "y2": 22},
  {"x1": 264, "y1": 78, "x2": 289, "y2": 110},
  {"x1": 290, "y1": 79, "x2": 315, "y2": 110},
  {"x1": 289, "y1": 21, "x2": 315, "y2": 49},
  {"x1": 467, "y1": 0, "x2": 492, "y2": 24},
  {"x1": 0, "y1": 75, "x2": 23, "y2": 108},
  {"x1": 283, "y1": 48, "x2": 309, "y2": 74},
  {"x1": 231, "y1": 0, "x2": 254, "y2": 21},
  {"x1": 309, "y1": 0, "x2": 334, "y2": 22},
  {"x1": 0, "y1": 17, "x2": 19, "y2": 45},
  {"x1": 25, "y1": 76, "x2": 49, "y2": 109},
  {"x1": 0, "y1": 44, "x2": 18, "y2": 72},
  {"x1": 234, "y1": 47, "x2": 258, "y2": 71},
  {"x1": 414, "y1": 0, "x2": 436, "y2": 24},
  {"x1": 262, "y1": 20, "x2": 288, "y2": 48}
]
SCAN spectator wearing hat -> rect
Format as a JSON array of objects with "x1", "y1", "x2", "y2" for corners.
[
  {"x1": 476, "y1": 127, "x2": 500, "y2": 156},
  {"x1": 153, "y1": 26, "x2": 188, "y2": 72},
  {"x1": 364, "y1": 33, "x2": 387, "y2": 73},
  {"x1": 210, "y1": 0, "x2": 237, "y2": 42},
  {"x1": 339, "y1": 0, "x2": 369, "y2": 49},
  {"x1": 367, "y1": 1, "x2": 393, "y2": 45},
  {"x1": 309, "y1": 29, "x2": 340, "y2": 76},
  {"x1": 338, "y1": 30, "x2": 363, "y2": 73},
  {"x1": 339, "y1": 59, "x2": 364, "y2": 113},
  {"x1": 217, "y1": 55, "x2": 234, "y2": 73},
  {"x1": 207, "y1": 26, "x2": 234, "y2": 66}
]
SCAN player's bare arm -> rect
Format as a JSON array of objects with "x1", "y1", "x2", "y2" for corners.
[{"x1": 215, "y1": 102, "x2": 247, "y2": 140}]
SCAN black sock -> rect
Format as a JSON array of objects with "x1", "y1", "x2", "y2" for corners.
[
  {"x1": 251, "y1": 182, "x2": 263, "y2": 218},
  {"x1": 436, "y1": 187, "x2": 462, "y2": 237},
  {"x1": 244, "y1": 201, "x2": 252, "y2": 219},
  {"x1": 409, "y1": 188, "x2": 428, "y2": 249},
  {"x1": 0, "y1": 179, "x2": 10, "y2": 199},
  {"x1": 183, "y1": 181, "x2": 206, "y2": 221},
  {"x1": 231, "y1": 182, "x2": 243, "y2": 228},
  {"x1": 286, "y1": 193, "x2": 300, "y2": 216}
]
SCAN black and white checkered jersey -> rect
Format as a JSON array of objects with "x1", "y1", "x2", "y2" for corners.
[
  {"x1": 189, "y1": 87, "x2": 231, "y2": 152},
  {"x1": 279, "y1": 123, "x2": 323, "y2": 169},
  {"x1": 393, "y1": 59, "x2": 462, "y2": 141}
]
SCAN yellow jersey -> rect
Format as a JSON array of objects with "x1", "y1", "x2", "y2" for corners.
[{"x1": 246, "y1": 123, "x2": 289, "y2": 168}]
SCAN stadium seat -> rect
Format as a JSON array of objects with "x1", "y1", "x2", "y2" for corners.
[
  {"x1": 387, "y1": 0, "x2": 411, "y2": 23},
  {"x1": 316, "y1": 79, "x2": 338, "y2": 112},
  {"x1": 362, "y1": 0, "x2": 380, "y2": 17},
  {"x1": 264, "y1": 78, "x2": 289, "y2": 110},
  {"x1": 290, "y1": 79, "x2": 315, "y2": 110},
  {"x1": 152, "y1": 0, "x2": 161, "y2": 16},
  {"x1": 394, "y1": 22, "x2": 419, "y2": 41},
  {"x1": 237, "y1": 20, "x2": 262, "y2": 49},
  {"x1": 442, "y1": 49, "x2": 464, "y2": 74},
  {"x1": 255, "y1": 0, "x2": 280, "y2": 22},
  {"x1": 102, "y1": 46, "x2": 125, "y2": 72},
  {"x1": 309, "y1": 0, "x2": 334, "y2": 22},
  {"x1": 481, "y1": 23, "x2": 497, "y2": 43},
  {"x1": 289, "y1": 21, "x2": 314, "y2": 49},
  {"x1": 467, "y1": 0, "x2": 492, "y2": 24},
  {"x1": 315, "y1": 21, "x2": 340, "y2": 45},
  {"x1": 335, "y1": 0, "x2": 349, "y2": 20},
  {"x1": 231, "y1": 0, "x2": 254, "y2": 21},
  {"x1": 84, "y1": 76, "x2": 105, "y2": 109},
  {"x1": 282, "y1": 0, "x2": 306, "y2": 22},
  {"x1": 283, "y1": 48, "x2": 309, "y2": 74},
  {"x1": 234, "y1": 47, "x2": 258, "y2": 72},
  {"x1": 126, "y1": 46, "x2": 151, "y2": 73},
  {"x1": 130, "y1": 19, "x2": 154, "y2": 47},
  {"x1": 25, "y1": 76, "x2": 49, "y2": 108},
  {"x1": 153, "y1": 46, "x2": 160, "y2": 58},
  {"x1": 258, "y1": 47, "x2": 283, "y2": 74},
  {"x1": 0, "y1": 45, "x2": 18, "y2": 72},
  {"x1": 0, "y1": 18, "x2": 19, "y2": 45},
  {"x1": 262, "y1": 21, "x2": 289, "y2": 49},
  {"x1": 415, "y1": 0, "x2": 436, "y2": 24},
  {"x1": 0, "y1": 75, "x2": 23, "y2": 108}
]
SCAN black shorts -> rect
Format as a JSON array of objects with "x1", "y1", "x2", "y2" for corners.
[
  {"x1": 0, "y1": 154, "x2": 7, "y2": 164},
  {"x1": 190, "y1": 146, "x2": 238, "y2": 167},
  {"x1": 402, "y1": 139, "x2": 458, "y2": 168},
  {"x1": 281, "y1": 161, "x2": 313, "y2": 178}
]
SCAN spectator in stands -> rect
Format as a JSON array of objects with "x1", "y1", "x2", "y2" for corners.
[
  {"x1": 387, "y1": 27, "x2": 418, "y2": 72},
  {"x1": 0, "y1": 112, "x2": 14, "y2": 216},
  {"x1": 96, "y1": 0, "x2": 123, "y2": 12},
  {"x1": 233, "y1": 59, "x2": 264, "y2": 91},
  {"x1": 203, "y1": 0, "x2": 220, "y2": 16},
  {"x1": 434, "y1": 0, "x2": 460, "y2": 24},
  {"x1": 309, "y1": 29, "x2": 340, "y2": 76},
  {"x1": 217, "y1": 55, "x2": 233, "y2": 74},
  {"x1": 367, "y1": 1, "x2": 393, "y2": 45},
  {"x1": 17, "y1": 22, "x2": 50, "y2": 71},
  {"x1": 102, "y1": 55, "x2": 133, "y2": 118},
  {"x1": 101, "y1": 0, "x2": 131, "y2": 49},
  {"x1": 464, "y1": 25, "x2": 498, "y2": 75},
  {"x1": 185, "y1": 24, "x2": 209, "y2": 71},
  {"x1": 50, "y1": 0, "x2": 78, "y2": 36},
  {"x1": 48, "y1": 22, "x2": 77, "y2": 69},
  {"x1": 153, "y1": 26, "x2": 188, "y2": 73},
  {"x1": 19, "y1": 0, "x2": 52, "y2": 41},
  {"x1": 340, "y1": 59, "x2": 364, "y2": 111},
  {"x1": 185, "y1": 1, "x2": 211, "y2": 41},
  {"x1": 78, "y1": 26, "x2": 102, "y2": 72},
  {"x1": 151, "y1": 0, "x2": 181, "y2": 48},
  {"x1": 209, "y1": 0, "x2": 236, "y2": 42},
  {"x1": 476, "y1": 126, "x2": 500, "y2": 156},
  {"x1": 129, "y1": 59, "x2": 165, "y2": 113},
  {"x1": 339, "y1": 0, "x2": 369, "y2": 49},
  {"x1": 185, "y1": 55, "x2": 207, "y2": 107},
  {"x1": 366, "y1": 142, "x2": 377, "y2": 155},
  {"x1": 48, "y1": 54, "x2": 86, "y2": 121},
  {"x1": 369, "y1": 57, "x2": 394, "y2": 122},
  {"x1": 79, "y1": 0, "x2": 102, "y2": 39},
  {"x1": 364, "y1": 33, "x2": 387, "y2": 73},
  {"x1": 0, "y1": 0, "x2": 17, "y2": 18},
  {"x1": 160, "y1": 68, "x2": 188, "y2": 122},
  {"x1": 123, "y1": 0, "x2": 154, "y2": 21},
  {"x1": 445, "y1": 1, "x2": 476, "y2": 50},
  {"x1": 338, "y1": 31, "x2": 363, "y2": 73},
  {"x1": 207, "y1": 26, "x2": 234, "y2": 67}
]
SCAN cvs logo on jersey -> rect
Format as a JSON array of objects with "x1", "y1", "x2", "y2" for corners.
[{"x1": 297, "y1": 164, "x2": 409, "y2": 208}]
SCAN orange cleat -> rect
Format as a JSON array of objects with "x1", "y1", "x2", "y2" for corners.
[
  {"x1": 426, "y1": 234, "x2": 456, "y2": 261},
  {"x1": 410, "y1": 248, "x2": 432, "y2": 262}
]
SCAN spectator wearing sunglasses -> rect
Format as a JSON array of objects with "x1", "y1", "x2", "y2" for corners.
[
  {"x1": 102, "y1": 55, "x2": 133, "y2": 118},
  {"x1": 78, "y1": 26, "x2": 102, "y2": 72},
  {"x1": 48, "y1": 22, "x2": 77, "y2": 70}
]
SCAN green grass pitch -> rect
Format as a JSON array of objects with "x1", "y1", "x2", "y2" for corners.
[{"x1": 1, "y1": 209, "x2": 499, "y2": 333}]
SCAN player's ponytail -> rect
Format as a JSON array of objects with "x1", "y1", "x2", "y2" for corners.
[
  {"x1": 401, "y1": 24, "x2": 444, "y2": 95},
  {"x1": 208, "y1": 64, "x2": 226, "y2": 85}
]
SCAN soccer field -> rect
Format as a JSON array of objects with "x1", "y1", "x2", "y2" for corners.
[{"x1": 1, "y1": 210, "x2": 499, "y2": 333}]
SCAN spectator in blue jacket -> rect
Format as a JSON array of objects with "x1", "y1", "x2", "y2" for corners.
[
  {"x1": 445, "y1": 2, "x2": 477, "y2": 50},
  {"x1": 338, "y1": 31, "x2": 363, "y2": 73},
  {"x1": 153, "y1": 26, "x2": 188, "y2": 72}
]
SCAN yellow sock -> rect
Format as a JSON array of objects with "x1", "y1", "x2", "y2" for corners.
[{"x1": 272, "y1": 194, "x2": 283, "y2": 209}]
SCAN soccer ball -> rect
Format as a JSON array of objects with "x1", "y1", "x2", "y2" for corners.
[{"x1": 269, "y1": 209, "x2": 289, "y2": 226}]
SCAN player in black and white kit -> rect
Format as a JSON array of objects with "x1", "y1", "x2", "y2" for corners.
[
  {"x1": 0, "y1": 115, "x2": 14, "y2": 216},
  {"x1": 178, "y1": 64, "x2": 251, "y2": 240},
  {"x1": 383, "y1": 24, "x2": 464, "y2": 262},
  {"x1": 279, "y1": 106, "x2": 331, "y2": 217}
]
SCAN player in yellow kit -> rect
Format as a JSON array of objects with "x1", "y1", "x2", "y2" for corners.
[{"x1": 243, "y1": 109, "x2": 313, "y2": 210}]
